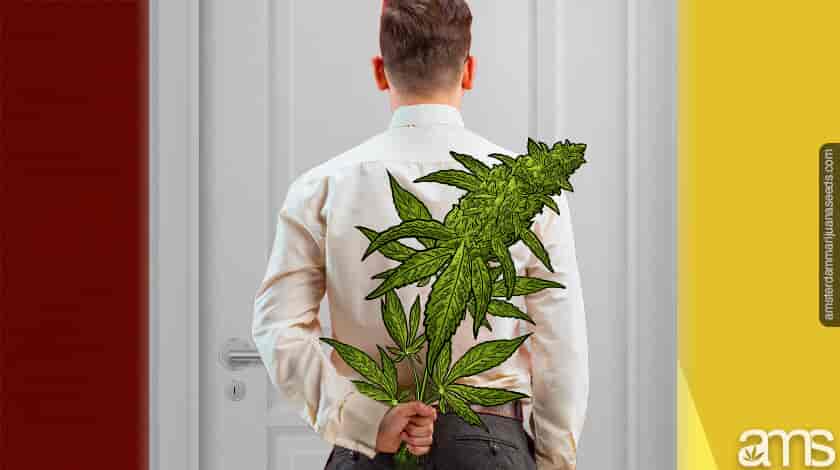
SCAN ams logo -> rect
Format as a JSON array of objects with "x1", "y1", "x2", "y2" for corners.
[{"x1": 738, "y1": 429, "x2": 836, "y2": 468}]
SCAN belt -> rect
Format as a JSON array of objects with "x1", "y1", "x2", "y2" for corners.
[{"x1": 433, "y1": 400, "x2": 523, "y2": 420}]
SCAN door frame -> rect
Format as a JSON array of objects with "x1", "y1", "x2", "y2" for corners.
[
  {"x1": 149, "y1": 0, "x2": 201, "y2": 470},
  {"x1": 148, "y1": 2, "x2": 676, "y2": 469}
]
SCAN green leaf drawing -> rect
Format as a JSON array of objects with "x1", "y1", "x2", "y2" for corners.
[
  {"x1": 414, "y1": 169, "x2": 482, "y2": 193},
  {"x1": 356, "y1": 225, "x2": 417, "y2": 262},
  {"x1": 432, "y1": 340, "x2": 452, "y2": 389},
  {"x1": 488, "y1": 265, "x2": 504, "y2": 282},
  {"x1": 351, "y1": 380, "x2": 393, "y2": 404},
  {"x1": 445, "y1": 334, "x2": 532, "y2": 384},
  {"x1": 386, "y1": 345, "x2": 404, "y2": 361},
  {"x1": 466, "y1": 294, "x2": 493, "y2": 339},
  {"x1": 372, "y1": 267, "x2": 397, "y2": 280},
  {"x1": 444, "y1": 389, "x2": 485, "y2": 429},
  {"x1": 490, "y1": 276, "x2": 565, "y2": 297},
  {"x1": 362, "y1": 220, "x2": 457, "y2": 260},
  {"x1": 491, "y1": 237, "x2": 516, "y2": 299},
  {"x1": 450, "y1": 151, "x2": 490, "y2": 180},
  {"x1": 321, "y1": 337, "x2": 388, "y2": 391},
  {"x1": 408, "y1": 333, "x2": 426, "y2": 352},
  {"x1": 520, "y1": 226, "x2": 554, "y2": 273},
  {"x1": 366, "y1": 247, "x2": 453, "y2": 299},
  {"x1": 346, "y1": 138, "x2": 586, "y2": 449},
  {"x1": 486, "y1": 299, "x2": 535, "y2": 324},
  {"x1": 388, "y1": 170, "x2": 433, "y2": 222},
  {"x1": 447, "y1": 383, "x2": 529, "y2": 406},
  {"x1": 487, "y1": 152, "x2": 516, "y2": 167},
  {"x1": 423, "y1": 241, "x2": 472, "y2": 366},
  {"x1": 381, "y1": 291, "x2": 409, "y2": 350},
  {"x1": 408, "y1": 295, "x2": 422, "y2": 340},
  {"x1": 538, "y1": 195, "x2": 560, "y2": 214},
  {"x1": 378, "y1": 345, "x2": 399, "y2": 398},
  {"x1": 387, "y1": 170, "x2": 436, "y2": 249},
  {"x1": 470, "y1": 257, "x2": 492, "y2": 319},
  {"x1": 397, "y1": 388, "x2": 413, "y2": 403}
]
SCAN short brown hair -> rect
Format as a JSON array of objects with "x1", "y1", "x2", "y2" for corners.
[{"x1": 379, "y1": 0, "x2": 472, "y2": 96}]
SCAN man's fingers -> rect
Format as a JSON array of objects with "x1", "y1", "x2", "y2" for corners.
[
  {"x1": 408, "y1": 415, "x2": 435, "y2": 427},
  {"x1": 399, "y1": 400, "x2": 436, "y2": 418},
  {"x1": 404, "y1": 422, "x2": 433, "y2": 437},
  {"x1": 416, "y1": 402, "x2": 437, "y2": 418},
  {"x1": 407, "y1": 444, "x2": 431, "y2": 456},
  {"x1": 401, "y1": 431, "x2": 433, "y2": 448}
]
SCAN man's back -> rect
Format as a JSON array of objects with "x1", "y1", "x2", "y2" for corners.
[
  {"x1": 253, "y1": 103, "x2": 588, "y2": 468},
  {"x1": 305, "y1": 103, "x2": 533, "y2": 390}
]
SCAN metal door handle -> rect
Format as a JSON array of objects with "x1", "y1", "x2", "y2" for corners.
[{"x1": 219, "y1": 337, "x2": 263, "y2": 370}]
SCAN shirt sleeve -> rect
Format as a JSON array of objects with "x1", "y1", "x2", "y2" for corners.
[
  {"x1": 522, "y1": 192, "x2": 590, "y2": 470},
  {"x1": 251, "y1": 175, "x2": 391, "y2": 459}
]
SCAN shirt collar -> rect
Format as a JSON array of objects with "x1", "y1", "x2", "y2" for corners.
[{"x1": 388, "y1": 104, "x2": 465, "y2": 129}]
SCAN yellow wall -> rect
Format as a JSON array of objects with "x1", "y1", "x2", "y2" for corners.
[{"x1": 679, "y1": 2, "x2": 840, "y2": 469}]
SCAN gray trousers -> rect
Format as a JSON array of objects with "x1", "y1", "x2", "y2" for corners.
[{"x1": 323, "y1": 412, "x2": 537, "y2": 470}]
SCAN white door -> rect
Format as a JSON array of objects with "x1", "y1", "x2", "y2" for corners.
[{"x1": 151, "y1": 1, "x2": 676, "y2": 469}]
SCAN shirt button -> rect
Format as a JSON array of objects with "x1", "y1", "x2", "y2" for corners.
[{"x1": 489, "y1": 442, "x2": 498, "y2": 455}]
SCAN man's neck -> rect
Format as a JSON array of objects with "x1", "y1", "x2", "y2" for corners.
[{"x1": 389, "y1": 92, "x2": 462, "y2": 112}]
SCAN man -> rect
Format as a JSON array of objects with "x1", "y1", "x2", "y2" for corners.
[{"x1": 251, "y1": 1, "x2": 589, "y2": 468}]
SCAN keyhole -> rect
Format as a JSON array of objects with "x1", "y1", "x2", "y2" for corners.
[{"x1": 226, "y1": 379, "x2": 246, "y2": 401}]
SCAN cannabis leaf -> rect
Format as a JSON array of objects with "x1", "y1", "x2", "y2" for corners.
[
  {"x1": 423, "y1": 241, "x2": 472, "y2": 366},
  {"x1": 488, "y1": 152, "x2": 516, "y2": 167},
  {"x1": 740, "y1": 445, "x2": 765, "y2": 464},
  {"x1": 450, "y1": 151, "x2": 490, "y2": 180},
  {"x1": 486, "y1": 299, "x2": 535, "y2": 324},
  {"x1": 491, "y1": 237, "x2": 516, "y2": 299},
  {"x1": 470, "y1": 257, "x2": 492, "y2": 319},
  {"x1": 356, "y1": 225, "x2": 417, "y2": 262},
  {"x1": 362, "y1": 220, "x2": 457, "y2": 260},
  {"x1": 378, "y1": 345, "x2": 399, "y2": 397},
  {"x1": 387, "y1": 171, "x2": 436, "y2": 249},
  {"x1": 320, "y1": 338, "x2": 387, "y2": 388},
  {"x1": 408, "y1": 295, "x2": 421, "y2": 341},
  {"x1": 442, "y1": 390, "x2": 484, "y2": 428},
  {"x1": 520, "y1": 226, "x2": 554, "y2": 273},
  {"x1": 445, "y1": 334, "x2": 531, "y2": 383},
  {"x1": 447, "y1": 383, "x2": 529, "y2": 407},
  {"x1": 490, "y1": 276, "x2": 565, "y2": 297},
  {"x1": 467, "y1": 294, "x2": 493, "y2": 339},
  {"x1": 414, "y1": 169, "x2": 482, "y2": 193},
  {"x1": 432, "y1": 340, "x2": 452, "y2": 389},
  {"x1": 372, "y1": 267, "x2": 397, "y2": 280},
  {"x1": 381, "y1": 290, "x2": 409, "y2": 349},
  {"x1": 424, "y1": 336, "x2": 532, "y2": 432},
  {"x1": 351, "y1": 380, "x2": 393, "y2": 404},
  {"x1": 366, "y1": 247, "x2": 454, "y2": 299},
  {"x1": 538, "y1": 195, "x2": 560, "y2": 214},
  {"x1": 384, "y1": 295, "x2": 426, "y2": 364}
]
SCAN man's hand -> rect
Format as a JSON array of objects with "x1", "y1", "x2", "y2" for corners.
[{"x1": 375, "y1": 401, "x2": 437, "y2": 456}]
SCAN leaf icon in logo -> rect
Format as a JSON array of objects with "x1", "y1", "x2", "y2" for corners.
[{"x1": 739, "y1": 445, "x2": 765, "y2": 464}]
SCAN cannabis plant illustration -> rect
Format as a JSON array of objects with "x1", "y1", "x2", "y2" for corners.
[{"x1": 320, "y1": 138, "x2": 587, "y2": 468}]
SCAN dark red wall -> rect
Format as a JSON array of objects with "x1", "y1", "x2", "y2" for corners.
[{"x1": 0, "y1": 2, "x2": 148, "y2": 469}]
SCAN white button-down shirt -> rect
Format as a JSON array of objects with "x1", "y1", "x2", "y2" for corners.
[{"x1": 252, "y1": 103, "x2": 589, "y2": 469}]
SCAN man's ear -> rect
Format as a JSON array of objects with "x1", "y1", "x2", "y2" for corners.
[
  {"x1": 372, "y1": 56, "x2": 390, "y2": 91},
  {"x1": 461, "y1": 55, "x2": 476, "y2": 90}
]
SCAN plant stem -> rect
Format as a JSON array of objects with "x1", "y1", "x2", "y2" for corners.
[
  {"x1": 418, "y1": 359, "x2": 431, "y2": 404},
  {"x1": 407, "y1": 356, "x2": 422, "y2": 401}
]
